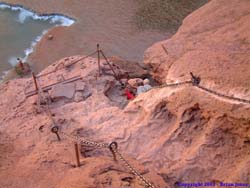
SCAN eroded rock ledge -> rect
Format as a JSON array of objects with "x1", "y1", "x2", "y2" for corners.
[{"x1": 1, "y1": 0, "x2": 250, "y2": 187}]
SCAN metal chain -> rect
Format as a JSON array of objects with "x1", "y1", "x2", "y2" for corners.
[
  {"x1": 59, "y1": 131, "x2": 156, "y2": 187},
  {"x1": 60, "y1": 132, "x2": 155, "y2": 187},
  {"x1": 160, "y1": 80, "x2": 192, "y2": 88},
  {"x1": 196, "y1": 85, "x2": 250, "y2": 104},
  {"x1": 153, "y1": 72, "x2": 250, "y2": 104},
  {"x1": 60, "y1": 131, "x2": 109, "y2": 148},
  {"x1": 154, "y1": 80, "x2": 192, "y2": 89},
  {"x1": 36, "y1": 64, "x2": 249, "y2": 188},
  {"x1": 111, "y1": 146, "x2": 155, "y2": 188},
  {"x1": 37, "y1": 62, "x2": 157, "y2": 188}
]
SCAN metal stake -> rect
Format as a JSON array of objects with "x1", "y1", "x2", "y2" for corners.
[
  {"x1": 100, "y1": 50, "x2": 118, "y2": 80},
  {"x1": 32, "y1": 72, "x2": 38, "y2": 92},
  {"x1": 190, "y1": 72, "x2": 201, "y2": 86},
  {"x1": 74, "y1": 143, "x2": 81, "y2": 167},
  {"x1": 97, "y1": 44, "x2": 101, "y2": 77}
]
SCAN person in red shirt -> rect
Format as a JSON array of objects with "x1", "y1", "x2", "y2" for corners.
[{"x1": 124, "y1": 88, "x2": 135, "y2": 100}]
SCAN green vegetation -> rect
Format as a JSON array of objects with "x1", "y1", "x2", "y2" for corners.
[{"x1": 134, "y1": 0, "x2": 208, "y2": 31}]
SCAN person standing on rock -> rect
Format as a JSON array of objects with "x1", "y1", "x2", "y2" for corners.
[{"x1": 17, "y1": 58, "x2": 24, "y2": 70}]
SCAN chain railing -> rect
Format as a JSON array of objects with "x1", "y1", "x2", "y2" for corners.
[
  {"x1": 156, "y1": 80, "x2": 192, "y2": 88},
  {"x1": 60, "y1": 131, "x2": 109, "y2": 149},
  {"x1": 51, "y1": 128, "x2": 156, "y2": 188},
  {"x1": 196, "y1": 85, "x2": 250, "y2": 104},
  {"x1": 35, "y1": 71, "x2": 156, "y2": 187},
  {"x1": 154, "y1": 72, "x2": 250, "y2": 104},
  {"x1": 109, "y1": 142, "x2": 155, "y2": 188},
  {"x1": 28, "y1": 44, "x2": 250, "y2": 188},
  {"x1": 59, "y1": 131, "x2": 156, "y2": 187}
]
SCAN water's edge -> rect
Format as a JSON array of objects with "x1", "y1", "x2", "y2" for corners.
[
  {"x1": 0, "y1": 2, "x2": 76, "y2": 25},
  {"x1": 0, "y1": 2, "x2": 76, "y2": 80}
]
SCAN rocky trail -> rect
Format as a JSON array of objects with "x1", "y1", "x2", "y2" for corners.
[
  {"x1": 1, "y1": 49, "x2": 250, "y2": 187},
  {"x1": 1, "y1": 0, "x2": 250, "y2": 187}
]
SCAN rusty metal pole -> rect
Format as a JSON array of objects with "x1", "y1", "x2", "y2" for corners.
[
  {"x1": 100, "y1": 50, "x2": 118, "y2": 80},
  {"x1": 54, "y1": 131, "x2": 61, "y2": 141},
  {"x1": 32, "y1": 72, "x2": 38, "y2": 92},
  {"x1": 74, "y1": 143, "x2": 81, "y2": 167},
  {"x1": 97, "y1": 44, "x2": 101, "y2": 77}
]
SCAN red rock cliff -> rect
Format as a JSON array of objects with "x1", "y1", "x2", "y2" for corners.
[{"x1": 1, "y1": 0, "x2": 250, "y2": 187}]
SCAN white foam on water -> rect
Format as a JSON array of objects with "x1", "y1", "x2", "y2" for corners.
[
  {"x1": 8, "y1": 56, "x2": 18, "y2": 66},
  {"x1": 7, "y1": 29, "x2": 49, "y2": 66},
  {"x1": 0, "y1": 3, "x2": 75, "y2": 79},
  {"x1": 0, "y1": 3, "x2": 75, "y2": 25}
]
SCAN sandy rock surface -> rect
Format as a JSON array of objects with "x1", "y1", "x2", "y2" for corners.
[
  {"x1": 1, "y1": 0, "x2": 250, "y2": 187},
  {"x1": 144, "y1": 0, "x2": 250, "y2": 93}
]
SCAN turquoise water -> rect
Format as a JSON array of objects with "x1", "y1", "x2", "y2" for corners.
[{"x1": 0, "y1": 3, "x2": 74, "y2": 79}]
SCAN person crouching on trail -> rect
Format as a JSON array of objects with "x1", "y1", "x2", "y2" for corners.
[
  {"x1": 136, "y1": 79, "x2": 152, "y2": 95},
  {"x1": 125, "y1": 88, "x2": 135, "y2": 100},
  {"x1": 124, "y1": 84, "x2": 135, "y2": 100}
]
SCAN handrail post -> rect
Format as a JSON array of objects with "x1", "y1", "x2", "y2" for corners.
[
  {"x1": 74, "y1": 143, "x2": 81, "y2": 167},
  {"x1": 190, "y1": 72, "x2": 201, "y2": 86},
  {"x1": 97, "y1": 44, "x2": 101, "y2": 77},
  {"x1": 100, "y1": 50, "x2": 118, "y2": 80},
  {"x1": 32, "y1": 72, "x2": 38, "y2": 92}
]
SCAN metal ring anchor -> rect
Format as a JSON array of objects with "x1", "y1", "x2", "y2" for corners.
[
  {"x1": 51, "y1": 126, "x2": 61, "y2": 141},
  {"x1": 109, "y1": 141, "x2": 118, "y2": 161},
  {"x1": 109, "y1": 141, "x2": 118, "y2": 149},
  {"x1": 51, "y1": 126, "x2": 59, "y2": 133},
  {"x1": 190, "y1": 72, "x2": 201, "y2": 86}
]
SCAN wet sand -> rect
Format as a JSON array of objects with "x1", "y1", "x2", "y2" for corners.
[{"x1": 3, "y1": 0, "x2": 171, "y2": 73}]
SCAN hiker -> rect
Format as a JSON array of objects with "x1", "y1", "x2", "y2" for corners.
[
  {"x1": 136, "y1": 79, "x2": 152, "y2": 95},
  {"x1": 17, "y1": 58, "x2": 24, "y2": 70},
  {"x1": 124, "y1": 87, "x2": 135, "y2": 100},
  {"x1": 128, "y1": 78, "x2": 143, "y2": 89}
]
